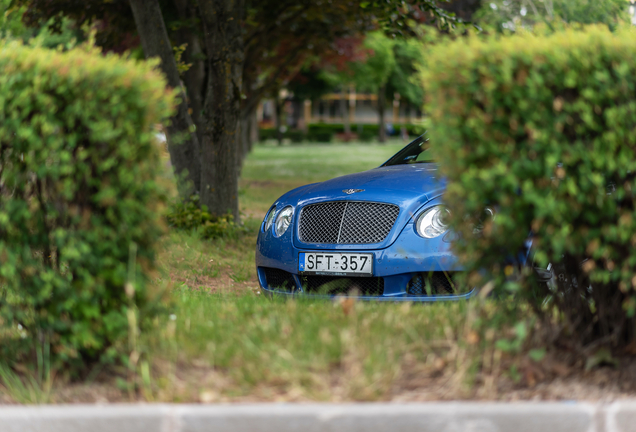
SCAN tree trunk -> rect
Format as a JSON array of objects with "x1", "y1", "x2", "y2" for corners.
[
  {"x1": 441, "y1": 0, "x2": 483, "y2": 22},
  {"x1": 173, "y1": 0, "x2": 206, "y2": 144},
  {"x1": 239, "y1": 78, "x2": 256, "y2": 161},
  {"x1": 378, "y1": 84, "x2": 386, "y2": 143},
  {"x1": 341, "y1": 87, "x2": 350, "y2": 134},
  {"x1": 197, "y1": 0, "x2": 244, "y2": 222},
  {"x1": 238, "y1": 111, "x2": 251, "y2": 171},
  {"x1": 275, "y1": 97, "x2": 283, "y2": 145},
  {"x1": 249, "y1": 110, "x2": 258, "y2": 152},
  {"x1": 128, "y1": 0, "x2": 201, "y2": 197}
]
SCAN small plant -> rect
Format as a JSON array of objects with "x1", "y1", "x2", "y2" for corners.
[{"x1": 166, "y1": 195, "x2": 245, "y2": 240}]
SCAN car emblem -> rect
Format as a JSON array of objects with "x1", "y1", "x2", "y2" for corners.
[{"x1": 343, "y1": 189, "x2": 364, "y2": 195}]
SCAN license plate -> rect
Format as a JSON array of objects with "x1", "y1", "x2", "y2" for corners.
[{"x1": 298, "y1": 252, "x2": 373, "y2": 276}]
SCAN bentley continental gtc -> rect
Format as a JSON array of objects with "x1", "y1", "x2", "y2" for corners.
[{"x1": 255, "y1": 135, "x2": 477, "y2": 301}]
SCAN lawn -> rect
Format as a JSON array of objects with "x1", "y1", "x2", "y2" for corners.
[{"x1": 239, "y1": 140, "x2": 405, "y2": 218}]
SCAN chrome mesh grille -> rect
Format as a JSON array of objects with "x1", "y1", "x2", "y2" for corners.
[
  {"x1": 298, "y1": 202, "x2": 346, "y2": 244},
  {"x1": 299, "y1": 201, "x2": 399, "y2": 244}
]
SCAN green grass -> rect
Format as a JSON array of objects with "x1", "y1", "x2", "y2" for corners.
[
  {"x1": 242, "y1": 140, "x2": 404, "y2": 183},
  {"x1": 239, "y1": 140, "x2": 405, "y2": 218},
  {"x1": 141, "y1": 291, "x2": 485, "y2": 402}
]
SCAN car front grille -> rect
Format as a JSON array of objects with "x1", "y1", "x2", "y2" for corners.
[
  {"x1": 298, "y1": 201, "x2": 399, "y2": 244},
  {"x1": 407, "y1": 272, "x2": 461, "y2": 295},
  {"x1": 262, "y1": 267, "x2": 297, "y2": 292},
  {"x1": 301, "y1": 276, "x2": 384, "y2": 296}
]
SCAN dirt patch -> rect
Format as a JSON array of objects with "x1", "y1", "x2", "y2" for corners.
[
  {"x1": 168, "y1": 270, "x2": 258, "y2": 295},
  {"x1": 4, "y1": 350, "x2": 634, "y2": 404},
  {"x1": 156, "y1": 232, "x2": 259, "y2": 295}
]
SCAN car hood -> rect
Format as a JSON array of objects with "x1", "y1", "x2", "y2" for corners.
[
  {"x1": 279, "y1": 163, "x2": 447, "y2": 250},
  {"x1": 291, "y1": 163, "x2": 445, "y2": 209}
]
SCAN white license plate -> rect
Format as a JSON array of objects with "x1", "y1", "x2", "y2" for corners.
[{"x1": 298, "y1": 252, "x2": 373, "y2": 276}]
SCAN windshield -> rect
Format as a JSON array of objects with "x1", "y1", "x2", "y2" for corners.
[{"x1": 382, "y1": 135, "x2": 434, "y2": 166}]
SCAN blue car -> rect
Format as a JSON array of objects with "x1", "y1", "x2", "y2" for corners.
[{"x1": 255, "y1": 135, "x2": 477, "y2": 301}]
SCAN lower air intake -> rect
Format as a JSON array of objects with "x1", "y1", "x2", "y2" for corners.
[
  {"x1": 407, "y1": 272, "x2": 461, "y2": 295},
  {"x1": 262, "y1": 267, "x2": 297, "y2": 292},
  {"x1": 301, "y1": 276, "x2": 384, "y2": 296}
]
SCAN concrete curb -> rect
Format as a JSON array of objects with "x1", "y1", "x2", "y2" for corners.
[{"x1": 0, "y1": 401, "x2": 634, "y2": 432}]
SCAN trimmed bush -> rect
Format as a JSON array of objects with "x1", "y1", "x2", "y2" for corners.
[
  {"x1": 308, "y1": 131, "x2": 334, "y2": 143},
  {"x1": 423, "y1": 27, "x2": 636, "y2": 349},
  {"x1": 258, "y1": 127, "x2": 276, "y2": 141},
  {"x1": 359, "y1": 129, "x2": 377, "y2": 142},
  {"x1": 308, "y1": 123, "x2": 345, "y2": 135},
  {"x1": 287, "y1": 129, "x2": 306, "y2": 144},
  {"x1": 0, "y1": 41, "x2": 174, "y2": 372},
  {"x1": 397, "y1": 123, "x2": 425, "y2": 137}
]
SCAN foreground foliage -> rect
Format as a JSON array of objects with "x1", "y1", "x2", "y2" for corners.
[
  {"x1": 0, "y1": 41, "x2": 173, "y2": 373},
  {"x1": 424, "y1": 26, "x2": 636, "y2": 350}
]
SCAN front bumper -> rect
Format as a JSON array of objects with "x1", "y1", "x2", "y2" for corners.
[{"x1": 256, "y1": 215, "x2": 475, "y2": 302}]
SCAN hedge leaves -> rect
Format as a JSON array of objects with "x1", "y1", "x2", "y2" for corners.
[
  {"x1": 423, "y1": 26, "x2": 636, "y2": 349},
  {"x1": 0, "y1": 41, "x2": 175, "y2": 372}
]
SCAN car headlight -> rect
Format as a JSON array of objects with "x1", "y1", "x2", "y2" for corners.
[
  {"x1": 473, "y1": 207, "x2": 495, "y2": 234},
  {"x1": 274, "y1": 206, "x2": 293, "y2": 237},
  {"x1": 416, "y1": 206, "x2": 450, "y2": 238},
  {"x1": 264, "y1": 205, "x2": 276, "y2": 232}
]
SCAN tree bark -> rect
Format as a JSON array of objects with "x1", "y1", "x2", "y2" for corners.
[
  {"x1": 275, "y1": 97, "x2": 283, "y2": 146},
  {"x1": 341, "y1": 87, "x2": 350, "y2": 134},
  {"x1": 128, "y1": 0, "x2": 201, "y2": 197},
  {"x1": 197, "y1": 0, "x2": 244, "y2": 222},
  {"x1": 173, "y1": 0, "x2": 206, "y2": 144},
  {"x1": 249, "y1": 110, "x2": 258, "y2": 152},
  {"x1": 441, "y1": 0, "x2": 483, "y2": 22},
  {"x1": 378, "y1": 84, "x2": 386, "y2": 143},
  {"x1": 238, "y1": 111, "x2": 251, "y2": 170}
]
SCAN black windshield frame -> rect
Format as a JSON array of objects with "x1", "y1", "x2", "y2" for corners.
[{"x1": 381, "y1": 134, "x2": 433, "y2": 167}]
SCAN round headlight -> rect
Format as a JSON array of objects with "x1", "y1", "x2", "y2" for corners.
[
  {"x1": 274, "y1": 206, "x2": 294, "y2": 237},
  {"x1": 473, "y1": 207, "x2": 495, "y2": 234},
  {"x1": 264, "y1": 205, "x2": 276, "y2": 232},
  {"x1": 416, "y1": 206, "x2": 450, "y2": 238}
]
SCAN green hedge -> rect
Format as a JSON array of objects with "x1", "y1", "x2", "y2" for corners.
[
  {"x1": 359, "y1": 129, "x2": 377, "y2": 142},
  {"x1": 287, "y1": 129, "x2": 305, "y2": 143},
  {"x1": 0, "y1": 42, "x2": 174, "y2": 372},
  {"x1": 258, "y1": 123, "x2": 423, "y2": 144},
  {"x1": 308, "y1": 123, "x2": 345, "y2": 135},
  {"x1": 423, "y1": 26, "x2": 636, "y2": 349},
  {"x1": 259, "y1": 127, "x2": 276, "y2": 141},
  {"x1": 307, "y1": 131, "x2": 333, "y2": 143}
]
